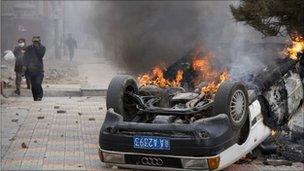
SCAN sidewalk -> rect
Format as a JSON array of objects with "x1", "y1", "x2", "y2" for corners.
[
  {"x1": 0, "y1": 97, "x2": 112, "y2": 170},
  {"x1": 1, "y1": 96, "x2": 303, "y2": 170}
]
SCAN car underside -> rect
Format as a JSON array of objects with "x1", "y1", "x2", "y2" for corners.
[{"x1": 99, "y1": 54, "x2": 304, "y2": 170}]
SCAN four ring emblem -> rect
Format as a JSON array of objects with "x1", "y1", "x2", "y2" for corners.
[{"x1": 141, "y1": 157, "x2": 164, "y2": 166}]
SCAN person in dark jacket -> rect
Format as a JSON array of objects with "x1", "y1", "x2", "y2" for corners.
[
  {"x1": 65, "y1": 33, "x2": 77, "y2": 61},
  {"x1": 24, "y1": 36, "x2": 46, "y2": 101},
  {"x1": 13, "y1": 38, "x2": 31, "y2": 95}
]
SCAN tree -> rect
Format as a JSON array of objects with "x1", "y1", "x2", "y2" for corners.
[{"x1": 230, "y1": 0, "x2": 304, "y2": 38}]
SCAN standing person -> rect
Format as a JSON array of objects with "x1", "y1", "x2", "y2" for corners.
[
  {"x1": 65, "y1": 33, "x2": 77, "y2": 61},
  {"x1": 13, "y1": 38, "x2": 31, "y2": 95},
  {"x1": 24, "y1": 36, "x2": 46, "y2": 101}
]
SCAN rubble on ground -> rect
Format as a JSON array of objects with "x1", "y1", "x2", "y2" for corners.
[
  {"x1": 21, "y1": 142, "x2": 28, "y2": 148},
  {"x1": 0, "y1": 58, "x2": 87, "y2": 89},
  {"x1": 246, "y1": 129, "x2": 304, "y2": 166},
  {"x1": 275, "y1": 131, "x2": 304, "y2": 163},
  {"x1": 43, "y1": 58, "x2": 86, "y2": 84}
]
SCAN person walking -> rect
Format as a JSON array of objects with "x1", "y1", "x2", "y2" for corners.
[
  {"x1": 13, "y1": 38, "x2": 30, "y2": 95},
  {"x1": 23, "y1": 36, "x2": 46, "y2": 101},
  {"x1": 65, "y1": 33, "x2": 77, "y2": 61}
]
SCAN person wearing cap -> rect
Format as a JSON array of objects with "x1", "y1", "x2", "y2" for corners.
[
  {"x1": 23, "y1": 36, "x2": 46, "y2": 101},
  {"x1": 13, "y1": 38, "x2": 31, "y2": 95}
]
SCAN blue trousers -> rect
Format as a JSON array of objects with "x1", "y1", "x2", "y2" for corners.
[{"x1": 26, "y1": 72, "x2": 44, "y2": 100}]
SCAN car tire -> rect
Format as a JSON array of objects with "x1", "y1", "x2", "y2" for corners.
[
  {"x1": 106, "y1": 75, "x2": 138, "y2": 120},
  {"x1": 213, "y1": 81, "x2": 249, "y2": 130}
]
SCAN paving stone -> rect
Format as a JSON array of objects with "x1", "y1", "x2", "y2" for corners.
[{"x1": 1, "y1": 97, "x2": 303, "y2": 171}]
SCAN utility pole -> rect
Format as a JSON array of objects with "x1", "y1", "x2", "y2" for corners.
[
  {"x1": 54, "y1": 18, "x2": 60, "y2": 59},
  {"x1": 62, "y1": 1, "x2": 67, "y2": 57},
  {"x1": 53, "y1": 1, "x2": 61, "y2": 59}
]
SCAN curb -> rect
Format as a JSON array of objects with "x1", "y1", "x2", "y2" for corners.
[
  {"x1": 81, "y1": 88, "x2": 107, "y2": 96},
  {"x1": 3, "y1": 88, "x2": 107, "y2": 97}
]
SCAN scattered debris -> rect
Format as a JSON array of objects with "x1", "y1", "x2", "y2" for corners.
[
  {"x1": 11, "y1": 119, "x2": 18, "y2": 122},
  {"x1": 37, "y1": 116, "x2": 45, "y2": 119},
  {"x1": 235, "y1": 154, "x2": 255, "y2": 164},
  {"x1": 54, "y1": 106, "x2": 60, "y2": 109},
  {"x1": 43, "y1": 59, "x2": 85, "y2": 84},
  {"x1": 258, "y1": 140, "x2": 277, "y2": 155},
  {"x1": 57, "y1": 110, "x2": 66, "y2": 114},
  {"x1": 278, "y1": 143, "x2": 304, "y2": 162},
  {"x1": 256, "y1": 128, "x2": 304, "y2": 163},
  {"x1": 263, "y1": 159, "x2": 292, "y2": 166},
  {"x1": 89, "y1": 117, "x2": 95, "y2": 121},
  {"x1": 21, "y1": 142, "x2": 28, "y2": 148},
  {"x1": 1, "y1": 58, "x2": 85, "y2": 88},
  {"x1": 9, "y1": 137, "x2": 16, "y2": 141}
]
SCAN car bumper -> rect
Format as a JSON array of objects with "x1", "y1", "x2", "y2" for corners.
[
  {"x1": 99, "y1": 109, "x2": 237, "y2": 156},
  {"x1": 99, "y1": 148, "x2": 221, "y2": 170}
]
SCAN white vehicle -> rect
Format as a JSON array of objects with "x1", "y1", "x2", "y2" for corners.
[{"x1": 98, "y1": 57, "x2": 304, "y2": 170}]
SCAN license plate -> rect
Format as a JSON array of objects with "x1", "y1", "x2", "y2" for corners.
[{"x1": 133, "y1": 135, "x2": 170, "y2": 150}]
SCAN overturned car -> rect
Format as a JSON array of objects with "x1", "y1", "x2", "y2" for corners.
[{"x1": 99, "y1": 51, "x2": 304, "y2": 170}]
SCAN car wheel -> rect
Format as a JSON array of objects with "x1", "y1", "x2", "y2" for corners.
[
  {"x1": 213, "y1": 81, "x2": 249, "y2": 130},
  {"x1": 106, "y1": 75, "x2": 139, "y2": 120}
]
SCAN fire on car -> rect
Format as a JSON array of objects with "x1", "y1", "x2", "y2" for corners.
[{"x1": 98, "y1": 36, "x2": 304, "y2": 170}]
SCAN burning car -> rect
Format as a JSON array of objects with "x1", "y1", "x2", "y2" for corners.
[{"x1": 99, "y1": 39, "x2": 304, "y2": 170}]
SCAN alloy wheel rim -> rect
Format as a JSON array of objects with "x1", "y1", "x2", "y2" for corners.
[{"x1": 230, "y1": 90, "x2": 246, "y2": 123}]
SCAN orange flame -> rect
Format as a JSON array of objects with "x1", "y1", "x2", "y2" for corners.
[
  {"x1": 192, "y1": 46, "x2": 229, "y2": 94},
  {"x1": 283, "y1": 35, "x2": 304, "y2": 60},
  {"x1": 138, "y1": 45, "x2": 229, "y2": 95},
  {"x1": 202, "y1": 69, "x2": 229, "y2": 94},
  {"x1": 192, "y1": 53, "x2": 218, "y2": 82},
  {"x1": 172, "y1": 70, "x2": 184, "y2": 87},
  {"x1": 138, "y1": 67, "x2": 184, "y2": 88}
]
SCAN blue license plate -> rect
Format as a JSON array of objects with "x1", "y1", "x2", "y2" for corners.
[{"x1": 133, "y1": 135, "x2": 170, "y2": 150}]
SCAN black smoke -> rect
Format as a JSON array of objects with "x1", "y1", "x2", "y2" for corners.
[
  {"x1": 91, "y1": 1, "x2": 284, "y2": 77},
  {"x1": 91, "y1": 1, "x2": 209, "y2": 74}
]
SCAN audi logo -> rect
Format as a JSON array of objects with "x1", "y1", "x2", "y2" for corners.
[{"x1": 141, "y1": 157, "x2": 164, "y2": 166}]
